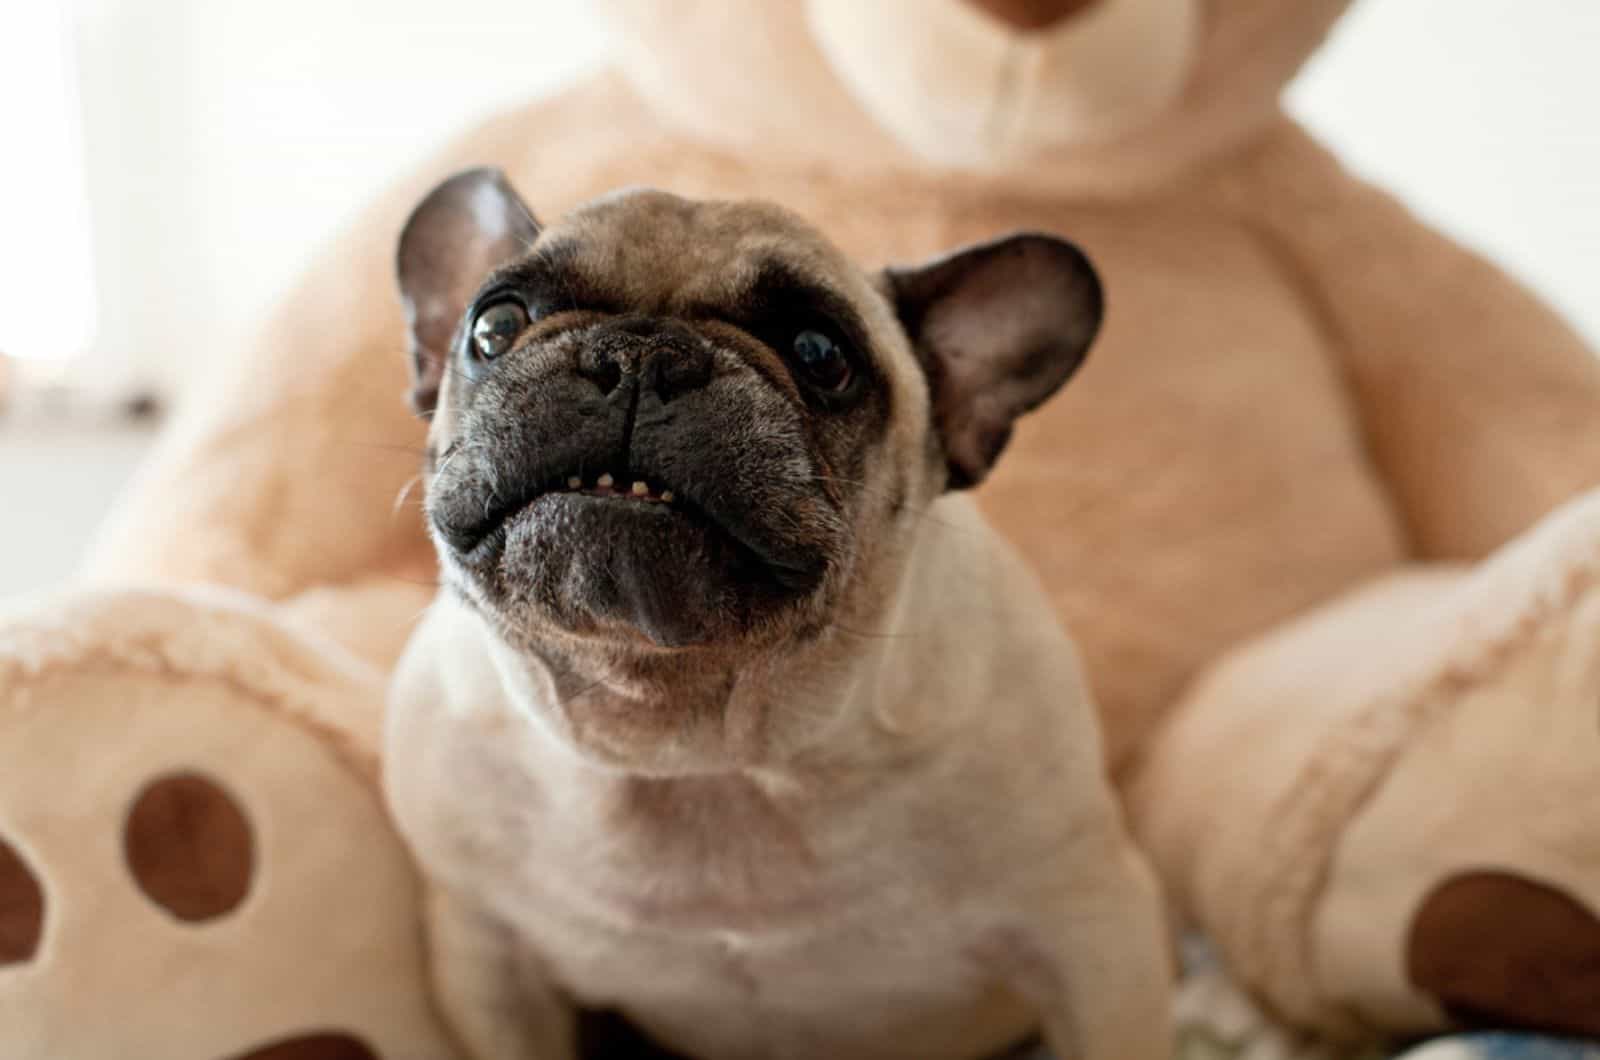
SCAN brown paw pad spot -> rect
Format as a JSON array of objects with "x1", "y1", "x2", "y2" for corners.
[
  {"x1": 223, "y1": 1032, "x2": 378, "y2": 1060},
  {"x1": 0, "y1": 835, "x2": 45, "y2": 964},
  {"x1": 124, "y1": 771, "x2": 254, "y2": 922},
  {"x1": 1407, "y1": 869, "x2": 1600, "y2": 1036}
]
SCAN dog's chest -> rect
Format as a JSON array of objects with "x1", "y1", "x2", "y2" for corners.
[
  {"x1": 515, "y1": 857, "x2": 1033, "y2": 1060},
  {"x1": 466, "y1": 774, "x2": 1038, "y2": 1060}
]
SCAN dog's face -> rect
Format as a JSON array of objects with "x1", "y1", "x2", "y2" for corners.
[{"x1": 398, "y1": 169, "x2": 1100, "y2": 686}]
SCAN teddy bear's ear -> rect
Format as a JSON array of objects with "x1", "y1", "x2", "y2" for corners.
[
  {"x1": 396, "y1": 167, "x2": 540, "y2": 416},
  {"x1": 885, "y1": 233, "x2": 1102, "y2": 490}
]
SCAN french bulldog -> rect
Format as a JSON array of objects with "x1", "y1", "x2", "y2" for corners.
[{"x1": 384, "y1": 168, "x2": 1171, "y2": 1060}]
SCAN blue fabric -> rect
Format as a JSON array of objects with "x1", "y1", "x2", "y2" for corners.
[{"x1": 1398, "y1": 1033, "x2": 1600, "y2": 1060}]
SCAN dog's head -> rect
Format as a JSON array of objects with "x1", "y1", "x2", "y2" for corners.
[{"x1": 399, "y1": 168, "x2": 1099, "y2": 669}]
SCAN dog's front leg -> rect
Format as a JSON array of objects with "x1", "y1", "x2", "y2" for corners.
[
  {"x1": 1003, "y1": 835, "x2": 1173, "y2": 1060},
  {"x1": 428, "y1": 887, "x2": 578, "y2": 1060}
]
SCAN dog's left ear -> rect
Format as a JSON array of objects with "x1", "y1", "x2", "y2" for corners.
[
  {"x1": 396, "y1": 167, "x2": 540, "y2": 415},
  {"x1": 885, "y1": 233, "x2": 1102, "y2": 490}
]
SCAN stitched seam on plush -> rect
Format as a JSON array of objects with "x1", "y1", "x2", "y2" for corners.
[
  {"x1": 0, "y1": 610, "x2": 381, "y2": 785},
  {"x1": 1237, "y1": 556, "x2": 1600, "y2": 1031}
]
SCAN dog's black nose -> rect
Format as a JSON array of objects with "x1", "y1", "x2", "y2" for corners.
[{"x1": 575, "y1": 316, "x2": 714, "y2": 402}]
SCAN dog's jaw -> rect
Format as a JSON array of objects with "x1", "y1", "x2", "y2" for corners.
[{"x1": 474, "y1": 604, "x2": 895, "y2": 775}]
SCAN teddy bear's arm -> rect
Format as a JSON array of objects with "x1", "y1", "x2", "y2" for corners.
[{"x1": 1219, "y1": 119, "x2": 1600, "y2": 561}]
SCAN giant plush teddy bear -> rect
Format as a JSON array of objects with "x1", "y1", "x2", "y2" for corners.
[{"x1": 6, "y1": 0, "x2": 1600, "y2": 1053}]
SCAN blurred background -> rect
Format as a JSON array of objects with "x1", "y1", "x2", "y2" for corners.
[{"x1": 0, "y1": 0, "x2": 1597, "y2": 597}]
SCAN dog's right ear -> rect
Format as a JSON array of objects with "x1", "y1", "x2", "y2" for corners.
[{"x1": 396, "y1": 167, "x2": 540, "y2": 416}]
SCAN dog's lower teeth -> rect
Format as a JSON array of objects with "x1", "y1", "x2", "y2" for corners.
[{"x1": 557, "y1": 474, "x2": 673, "y2": 502}]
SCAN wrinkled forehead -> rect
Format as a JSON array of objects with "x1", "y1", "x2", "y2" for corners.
[{"x1": 506, "y1": 189, "x2": 867, "y2": 318}]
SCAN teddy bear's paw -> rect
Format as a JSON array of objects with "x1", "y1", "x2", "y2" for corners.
[
  {"x1": 1133, "y1": 493, "x2": 1600, "y2": 1041},
  {"x1": 1311, "y1": 498, "x2": 1600, "y2": 1039},
  {"x1": 0, "y1": 586, "x2": 462, "y2": 1059}
]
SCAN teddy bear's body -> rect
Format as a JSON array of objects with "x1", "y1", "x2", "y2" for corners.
[
  {"x1": 9, "y1": 0, "x2": 1600, "y2": 1052},
  {"x1": 90, "y1": 62, "x2": 1600, "y2": 766}
]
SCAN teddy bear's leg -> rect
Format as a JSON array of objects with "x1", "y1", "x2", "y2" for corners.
[
  {"x1": 1128, "y1": 489, "x2": 1600, "y2": 1041},
  {"x1": 0, "y1": 587, "x2": 463, "y2": 1060}
]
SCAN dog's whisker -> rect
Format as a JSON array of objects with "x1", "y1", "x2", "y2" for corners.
[
  {"x1": 559, "y1": 678, "x2": 611, "y2": 707},
  {"x1": 825, "y1": 622, "x2": 921, "y2": 641},
  {"x1": 795, "y1": 474, "x2": 978, "y2": 536},
  {"x1": 379, "y1": 573, "x2": 443, "y2": 589},
  {"x1": 432, "y1": 447, "x2": 465, "y2": 484},
  {"x1": 392, "y1": 475, "x2": 422, "y2": 516},
  {"x1": 530, "y1": 240, "x2": 582, "y2": 314},
  {"x1": 353, "y1": 441, "x2": 430, "y2": 457}
]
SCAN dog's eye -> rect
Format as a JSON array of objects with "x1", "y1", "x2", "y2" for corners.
[
  {"x1": 791, "y1": 329, "x2": 853, "y2": 392},
  {"x1": 470, "y1": 301, "x2": 530, "y2": 361}
]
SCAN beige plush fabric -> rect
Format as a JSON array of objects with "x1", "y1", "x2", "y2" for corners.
[
  {"x1": 39, "y1": 0, "x2": 1600, "y2": 1042},
  {"x1": 1134, "y1": 495, "x2": 1600, "y2": 1037},
  {"x1": 0, "y1": 588, "x2": 461, "y2": 1059}
]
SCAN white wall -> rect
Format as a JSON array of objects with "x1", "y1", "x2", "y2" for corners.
[
  {"x1": 62, "y1": 0, "x2": 608, "y2": 394},
  {"x1": 1291, "y1": 0, "x2": 1600, "y2": 346},
  {"x1": 0, "y1": 5, "x2": 97, "y2": 364}
]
